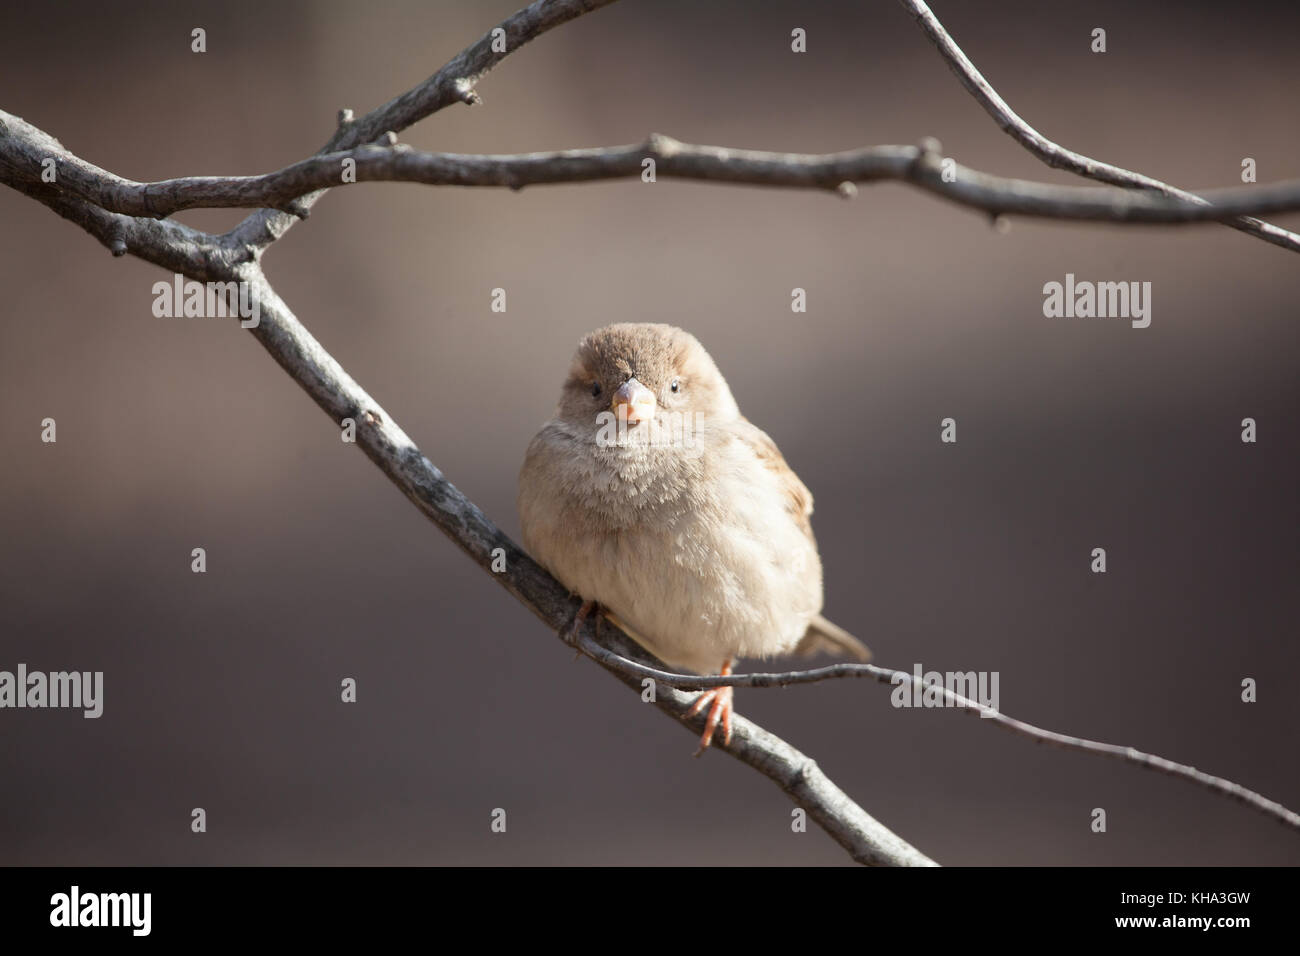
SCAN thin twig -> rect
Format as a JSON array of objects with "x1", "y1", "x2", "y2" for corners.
[
  {"x1": 221, "y1": 0, "x2": 622, "y2": 257},
  {"x1": 896, "y1": 0, "x2": 1300, "y2": 253},
  {"x1": 572, "y1": 631, "x2": 1300, "y2": 832}
]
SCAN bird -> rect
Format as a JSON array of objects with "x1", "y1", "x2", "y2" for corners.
[{"x1": 518, "y1": 323, "x2": 870, "y2": 753}]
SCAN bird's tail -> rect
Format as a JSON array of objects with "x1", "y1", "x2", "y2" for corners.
[{"x1": 794, "y1": 614, "x2": 872, "y2": 663}]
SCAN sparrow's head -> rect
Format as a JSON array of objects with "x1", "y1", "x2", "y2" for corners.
[{"x1": 555, "y1": 323, "x2": 739, "y2": 435}]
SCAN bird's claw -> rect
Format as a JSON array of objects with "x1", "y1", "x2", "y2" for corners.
[
  {"x1": 687, "y1": 659, "x2": 734, "y2": 755},
  {"x1": 565, "y1": 600, "x2": 596, "y2": 647},
  {"x1": 565, "y1": 600, "x2": 599, "y2": 660}
]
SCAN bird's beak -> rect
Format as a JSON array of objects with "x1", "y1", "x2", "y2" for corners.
[{"x1": 612, "y1": 377, "x2": 657, "y2": 424}]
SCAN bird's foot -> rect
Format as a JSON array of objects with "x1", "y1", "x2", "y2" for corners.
[
  {"x1": 687, "y1": 659, "x2": 734, "y2": 756},
  {"x1": 565, "y1": 600, "x2": 598, "y2": 658}
]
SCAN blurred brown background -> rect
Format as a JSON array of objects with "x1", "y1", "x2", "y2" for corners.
[{"x1": 1, "y1": 0, "x2": 1296, "y2": 866}]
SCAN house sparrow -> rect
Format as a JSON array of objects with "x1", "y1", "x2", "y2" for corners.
[{"x1": 518, "y1": 323, "x2": 870, "y2": 753}]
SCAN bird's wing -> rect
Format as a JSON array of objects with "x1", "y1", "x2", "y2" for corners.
[
  {"x1": 730, "y1": 418, "x2": 873, "y2": 663},
  {"x1": 729, "y1": 416, "x2": 815, "y2": 537}
]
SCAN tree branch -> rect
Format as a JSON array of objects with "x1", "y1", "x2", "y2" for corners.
[
  {"x1": 897, "y1": 0, "x2": 1300, "y2": 253},
  {"x1": 222, "y1": 0, "x2": 621, "y2": 257},
  {"x1": 9, "y1": 119, "x2": 1300, "y2": 225},
  {"x1": 572, "y1": 631, "x2": 1300, "y2": 833}
]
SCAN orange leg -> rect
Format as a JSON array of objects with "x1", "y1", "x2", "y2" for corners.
[
  {"x1": 686, "y1": 659, "x2": 734, "y2": 755},
  {"x1": 565, "y1": 600, "x2": 598, "y2": 656}
]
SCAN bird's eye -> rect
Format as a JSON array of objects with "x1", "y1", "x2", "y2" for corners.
[
  {"x1": 590, "y1": 382, "x2": 602, "y2": 397},
  {"x1": 670, "y1": 379, "x2": 680, "y2": 393}
]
